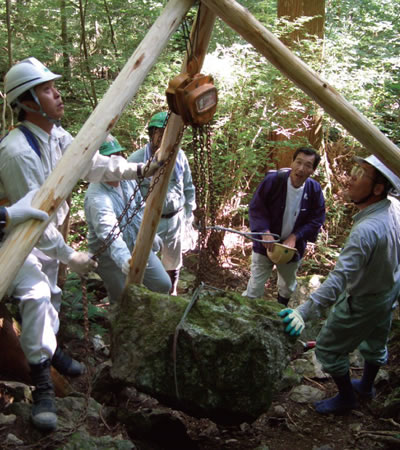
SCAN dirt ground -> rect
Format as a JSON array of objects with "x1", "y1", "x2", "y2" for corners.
[{"x1": 1, "y1": 244, "x2": 400, "y2": 449}]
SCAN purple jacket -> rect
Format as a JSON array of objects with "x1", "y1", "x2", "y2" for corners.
[{"x1": 249, "y1": 170, "x2": 325, "y2": 261}]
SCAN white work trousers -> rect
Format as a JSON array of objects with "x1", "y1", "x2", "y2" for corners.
[
  {"x1": 8, "y1": 249, "x2": 61, "y2": 364},
  {"x1": 243, "y1": 251, "x2": 301, "y2": 299},
  {"x1": 157, "y1": 211, "x2": 184, "y2": 271}
]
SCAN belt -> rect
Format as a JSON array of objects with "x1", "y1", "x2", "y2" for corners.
[{"x1": 161, "y1": 208, "x2": 183, "y2": 219}]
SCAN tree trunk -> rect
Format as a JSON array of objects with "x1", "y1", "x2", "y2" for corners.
[
  {"x1": 0, "y1": 303, "x2": 71, "y2": 396},
  {"x1": 78, "y1": 0, "x2": 98, "y2": 108},
  {"x1": 5, "y1": 0, "x2": 12, "y2": 68},
  {"x1": 271, "y1": 0, "x2": 325, "y2": 168},
  {"x1": 60, "y1": 0, "x2": 71, "y2": 81},
  {"x1": 103, "y1": 0, "x2": 119, "y2": 60},
  {"x1": 278, "y1": 0, "x2": 325, "y2": 42},
  {"x1": 201, "y1": 0, "x2": 400, "y2": 174}
]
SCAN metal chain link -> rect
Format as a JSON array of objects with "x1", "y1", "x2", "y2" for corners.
[
  {"x1": 192, "y1": 124, "x2": 217, "y2": 285},
  {"x1": 91, "y1": 112, "x2": 185, "y2": 261}
]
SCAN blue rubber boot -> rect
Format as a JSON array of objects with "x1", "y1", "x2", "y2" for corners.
[
  {"x1": 315, "y1": 372, "x2": 358, "y2": 414},
  {"x1": 351, "y1": 361, "x2": 379, "y2": 399}
]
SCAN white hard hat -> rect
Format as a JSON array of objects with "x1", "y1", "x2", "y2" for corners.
[
  {"x1": 4, "y1": 57, "x2": 61, "y2": 106},
  {"x1": 354, "y1": 155, "x2": 400, "y2": 194},
  {"x1": 267, "y1": 243, "x2": 297, "y2": 264}
]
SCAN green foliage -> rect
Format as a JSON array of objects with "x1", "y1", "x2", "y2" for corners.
[
  {"x1": 1, "y1": 0, "x2": 399, "y2": 278},
  {"x1": 324, "y1": 0, "x2": 400, "y2": 144}
]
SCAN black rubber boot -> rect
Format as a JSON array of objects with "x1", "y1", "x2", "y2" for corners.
[
  {"x1": 277, "y1": 293, "x2": 290, "y2": 307},
  {"x1": 352, "y1": 361, "x2": 380, "y2": 399},
  {"x1": 51, "y1": 347, "x2": 86, "y2": 377},
  {"x1": 314, "y1": 372, "x2": 358, "y2": 414},
  {"x1": 30, "y1": 359, "x2": 57, "y2": 431},
  {"x1": 167, "y1": 269, "x2": 180, "y2": 296}
]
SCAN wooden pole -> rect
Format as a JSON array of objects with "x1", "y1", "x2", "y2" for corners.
[
  {"x1": 201, "y1": 0, "x2": 400, "y2": 174},
  {"x1": 125, "y1": 5, "x2": 217, "y2": 288},
  {"x1": 0, "y1": 0, "x2": 195, "y2": 301}
]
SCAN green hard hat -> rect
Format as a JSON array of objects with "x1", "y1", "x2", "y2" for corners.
[
  {"x1": 148, "y1": 111, "x2": 168, "y2": 129},
  {"x1": 99, "y1": 135, "x2": 125, "y2": 156}
]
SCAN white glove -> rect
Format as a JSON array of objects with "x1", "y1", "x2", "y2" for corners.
[
  {"x1": 137, "y1": 149, "x2": 164, "y2": 178},
  {"x1": 152, "y1": 234, "x2": 163, "y2": 253},
  {"x1": 278, "y1": 308, "x2": 305, "y2": 336},
  {"x1": 5, "y1": 189, "x2": 49, "y2": 228},
  {"x1": 67, "y1": 251, "x2": 98, "y2": 276},
  {"x1": 121, "y1": 258, "x2": 131, "y2": 276}
]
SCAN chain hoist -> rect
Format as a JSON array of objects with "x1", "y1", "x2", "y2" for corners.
[
  {"x1": 166, "y1": 4, "x2": 218, "y2": 286},
  {"x1": 166, "y1": 4, "x2": 218, "y2": 127}
]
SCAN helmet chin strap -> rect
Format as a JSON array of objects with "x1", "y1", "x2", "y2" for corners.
[{"x1": 15, "y1": 89, "x2": 61, "y2": 127}]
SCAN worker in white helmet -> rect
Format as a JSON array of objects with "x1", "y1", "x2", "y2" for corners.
[
  {"x1": 0, "y1": 57, "x2": 162, "y2": 432},
  {"x1": 280, "y1": 154, "x2": 400, "y2": 415}
]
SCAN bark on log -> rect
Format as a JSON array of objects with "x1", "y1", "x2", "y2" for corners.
[
  {"x1": 125, "y1": 4, "x2": 217, "y2": 288},
  {"x1": 202, "y1": 0, "x2": 400, "y2": 173},
  {"x1": 0, "y1": 0, "x2": 195, "y2": 301}
]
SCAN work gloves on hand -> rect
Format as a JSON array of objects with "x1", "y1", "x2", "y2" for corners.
[
  {"x1": 137, "y1": 149, "x2": 164, "y2": 178},
  {"x1": 67, "y1": 251, "x2": 98, "y2": 276},
  {"x1": 5, "y1": 189, "x2": 49, "y2": 229},
  {"x1": 278, "y1": 308, "x2": 305, "y2": 336}
]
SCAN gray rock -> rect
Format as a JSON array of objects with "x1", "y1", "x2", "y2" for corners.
[
  {"x1": 289, "y1": 385, "x2": 325, "y2": 403},
  {"x1": 291, "y1": 350, "x2": 329, "y2": 380},
  {"x1": 0, "y1": 412, "x2": 16, "y2": 425},
  {"x1": 271, "y1": 405, "x2": 286, "y2": 417},
  {"x1": 0, "y1": 380, "x2": 32, "y2": 403},
  {"x1": 6, "y1": 433, "x2": 24, "y2": 445},
  {"x1": 111, "y1": 285, "x2": 296, "y2": 424}
]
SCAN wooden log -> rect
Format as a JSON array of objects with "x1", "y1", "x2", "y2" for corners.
[
  {"x1": 201, "y1": 0, "x2": 400, "y2": 174},
  {"x1": 0, "y1": 304, "x2": 71, "y2": 397},
  {"x1": 125, "y1": 5, "x2": 217, "y2": 287},
  {"x1": 0, "y1": 0, "x2": 195, "y2": 301}
]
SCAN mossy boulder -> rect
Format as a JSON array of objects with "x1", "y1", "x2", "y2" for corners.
[{"x1": 110, "y1": 285, "x2": 296, "y2": 424}]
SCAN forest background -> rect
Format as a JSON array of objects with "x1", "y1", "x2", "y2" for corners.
[{"x1": 1, "y1": 0, "x2": 399, "y2": 286}]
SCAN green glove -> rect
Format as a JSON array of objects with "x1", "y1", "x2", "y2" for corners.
[{"x1": 278, "y1": 308, "x2": 305, "y2": 336}]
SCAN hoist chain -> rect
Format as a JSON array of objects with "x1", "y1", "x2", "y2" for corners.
[
  {"x1": 181, "y1": 17, "x2": 194, "y2": 62},
  {"x1": 206, "y1": 123, "x2": 217, "y2": 226},
  {"x1": 192, "y1": 124, "x2": 217, "y2": 285},
  {"x1": 91, "y1": 111, "x2": 185, "y2": 261},
  {"x1": 80, "y1": 113, "x2": 185, "y2": 369}
]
